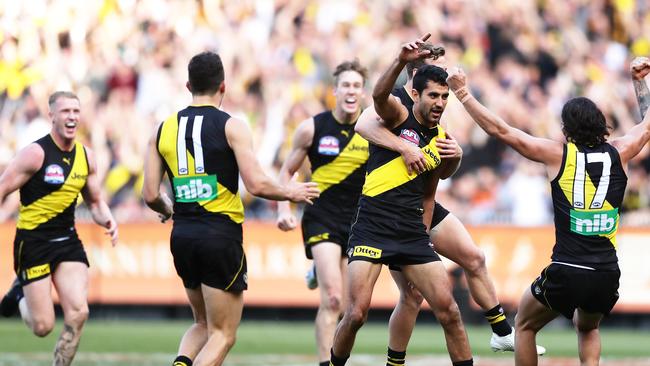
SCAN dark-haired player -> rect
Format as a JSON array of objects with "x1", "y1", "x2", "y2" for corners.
[
  {"x1": 143, "y1": 51, "x2": 320, "y2": 366},
  {"x1": 446, "y1": 57, "x2": 650, "y2": 366},
  {"x1": 329, "y1": 35, "x2": 473, "y2": 366}
]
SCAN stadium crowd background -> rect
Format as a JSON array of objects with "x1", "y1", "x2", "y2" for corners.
[{"x1": 1, "y1": 0, "x2": 650, "y2": 226}]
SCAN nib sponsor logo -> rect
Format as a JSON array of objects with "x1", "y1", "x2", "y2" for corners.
[
  {"x1": 173, "y1": 175, "x2": 218, "y2": 202},
  {"x1": 570, "y1": 208, "x2": 618, "y2": 236}
]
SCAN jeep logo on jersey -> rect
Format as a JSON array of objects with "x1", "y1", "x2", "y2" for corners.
[
  {"x1": 399, "y1": 129, "x2": 420, "y2": 146},
  {"x1": 44, "y1": 164, "x2": 65, "y2": 184},
  {"x1": 318, "y1": 136, "x2": 340, "y2": 155},
  {"x1": 173, "y1": 175, "x2": 218, "y2": 202},
  {"x1": 570, "y1": 208, "x2": 618, "y2": 236}
]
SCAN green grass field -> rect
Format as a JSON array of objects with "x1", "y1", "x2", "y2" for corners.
[{"x1": 1, "y1": 319, "x2": 649, "y2": 365}]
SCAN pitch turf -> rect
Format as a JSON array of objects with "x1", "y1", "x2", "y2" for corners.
[{"x1": 0, "y1": 319, "x2": 649, "y2": 365}]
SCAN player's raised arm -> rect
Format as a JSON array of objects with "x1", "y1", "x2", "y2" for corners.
[
  {"x1": 631, "y1": 56, "x2": 650, "y2": 119},
  {"x1": 610, "y1": 57, "x2": 650, "y2": 165},
  {"x1": 373, "y1": 34, "x2": 432, "y2": 125},
  {"x1": 446, "y1": 67, "x2": 563, "y2": 171}
]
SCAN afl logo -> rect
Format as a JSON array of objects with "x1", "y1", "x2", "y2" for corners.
[
  {"x1": 44, "y1": 164, "x2": 65, "y2": 184},
  {"x1": 318, "y1": 136, "x2": 340, "y2": 155},
  {"x1": 399, "y1": 129, "x2": 420, "y2": 146}
]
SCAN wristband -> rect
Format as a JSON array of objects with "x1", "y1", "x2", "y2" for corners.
[{"x1": 454, "y1": 86, "x2": 472, "y2": 103}]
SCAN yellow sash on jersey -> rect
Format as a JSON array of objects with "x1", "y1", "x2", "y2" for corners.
[
  {"x1": 17, "y1": 142, "x2": 88, "y2": 230},
  {"x1": 311, "y1": 133, "x2": 368, "y2": 194},
  {"x1": 362, "y1": 126, "x2": 445, "y2": 197}
]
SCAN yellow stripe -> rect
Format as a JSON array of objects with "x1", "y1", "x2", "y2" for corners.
[
  {"x1": 224, "y1": 252, "x2": 245, "y2": 291},
  {"x1": 158, "y1": 114, "x2": 245, "y2": 223},
  {"x1": 363, "y1": 126, "x2": 445, "y2": 197},
  {"x1": 17, "y1": 240, "x2": 24, "y2": 274},
  {"x1": 486, "y1": 314, "x2": 506, "y2": 324},
  {"x1": 311, "y1": 133, "x2": 368, "y2": 193},
  {"x1": 387, "y1": 361, "x2": 403, "y2": 366},
  {"x1": 17, "y1": 142, "x2": 88, "y2": 230}
]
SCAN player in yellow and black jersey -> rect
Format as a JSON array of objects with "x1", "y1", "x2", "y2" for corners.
[
  {"x1": 143, "y1": 51, "x2": 319, "y2": 366},
  {"x1": 275, "y1": 60, "x2": 368, "y2": 366},
  {"x1": 362, "y1": 43, "x2": 540, "y2": 360},
  {"x1": 0, "y1": 91, "x2": 118, "y2": 366},
  {"x1": 446, "y1": 56, "x2": 650, "y2": 366},
  {"x1": 329, "y1": 35, "x2": 473, "y2": 366}
]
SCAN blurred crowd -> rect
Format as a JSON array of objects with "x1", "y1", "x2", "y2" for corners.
[{"x1": 1, "y1": 0, "x2": 650, "y2": 225}]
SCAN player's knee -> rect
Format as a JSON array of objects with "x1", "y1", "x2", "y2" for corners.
[
  {"x1": 346, "y1": 306, "x2": 368, "y2": 330},
  {"x1": 515, "y1": 311, "x2": 538, "y2": 332},
  {"x1": 433, "y1": 300, "x2": 462, "y2": 327},
  {"x1": 399, "y1": 288, "x2": 424, "y2": 310},
  {"x1": 224, "y1": 333, "x2": 237, "y2": 350},
  {"x1": 32, "y1": 319, "x2": 55, "y2": 337},
  {"x1": 66, "y1": 305, "x2": 89, "y2": 327},
  {"x1": 573, "y1": 318, "x2": 599, "y2": 333},
  {"x1": 462, "y1": 249, "x2": 486, "y2": 275},
  {"x1": 326, "y1": 293, "x2": 343, "y2": 313}
]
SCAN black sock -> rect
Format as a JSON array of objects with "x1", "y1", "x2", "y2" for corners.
[
  {"x1": 319, "y1": 362, "x2": 330, "y2": 366},
  {"x1": 452, "y1": 358, "x2": 473, "y2": 366},
  {"x1": 329, "y1": 348, "x2": 349, "y2": 366},
  {"x1": 386, "y1": 347, "x2": 406, "y2": 366},
  {"x1": 484, "y1": 304, "x2": 512, "y2": 336},
  {"x1": 173, "y1": 355, "x2": 192, "y2": 366}
]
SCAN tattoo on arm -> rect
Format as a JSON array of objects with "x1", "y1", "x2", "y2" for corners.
[
  {"x1": 54, "y1": 324, "x2": 79, "y2": 366},
  {"x1": 633, "y1": 78, "x2": 650, "y2": 119}
]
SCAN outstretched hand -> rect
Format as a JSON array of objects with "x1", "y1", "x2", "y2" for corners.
[
  {"x1": 398, "y1": 33, "x2": 432, "y2": 63},
  {"x1": 631, "y1": 57, "x2": 650, "y2": 81},
  {"x1": 286, "y1": 173, "x2": 320, "y2": 205}
]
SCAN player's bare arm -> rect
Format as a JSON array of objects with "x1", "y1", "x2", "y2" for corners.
[
  {"x1": 142, "y1": 124, "x2": 174, "y2": 222},
  {"x1": 373, "y1": 34, "x2": 433, "y2": 125},
  {"x1": 81, "y1": 147, "x2": 118, "y2": 246},
  {"x1": 446, "y1": 67, "x2": 563, "y2": 177},
  {"x1": 610, "y1": 60, "x2": 650, "y2": 166},
  {"x1": 276, "y1": 117, "x2": 314, "y2": 231},
  {"x1": 0, "y1": 143, "x2": 44, "y2": 203},
  {"x1": 631, "y1": 56, "x2": 650, "y2": 119},
  {"x1": 435, "y1": 131, "x2": 462, "y2": 179},
  {"x1": 355, "y1": 105, "x2": 428, "y2": 174},
  {"x1": 422, "y1": 169, "x2": 442, "y2": 232},
  {"x1": 225, "y1": 117, "x2": 320, "y2": 203}
]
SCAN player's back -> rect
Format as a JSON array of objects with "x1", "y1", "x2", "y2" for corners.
[
  {"x1": 157, "y1": 105, "x2": 244, "y2": 238},
  {"x1": 551, "y1": 142, "x2": 627, "y2": 270}
]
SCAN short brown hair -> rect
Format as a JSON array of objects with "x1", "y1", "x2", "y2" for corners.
[
  {"x1": 333, "y1": 59, "x2": 368, "y2": 86},
  {"x1": 48, "y1": 91, "x2": 79, "y2": 109},
  {"x1": 405, "y1": 43, "x2": 445, "y2": 79}
]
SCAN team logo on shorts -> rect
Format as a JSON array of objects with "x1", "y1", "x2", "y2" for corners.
[
  {"x1": 352, "y1": 245, "x2": 382, "y2": 259},
  {"x1": 399, "y1": 129, "x2": 420, "y2": 146},
  {"x1": 318, "y1": 136, "x2": 340, "y2": 155},
  {"x1": 44, "y1": 164, "x2": 65, "y2": 184},
  {"x1": 24, "y1": 263, "x2": 51, "y2": 280},
  {"x1": 534, "y1": 285, "x2": 542, "y2": 295},
  {"x1": 243, "y1": 273, "x2": 248, "y2": 285}
]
